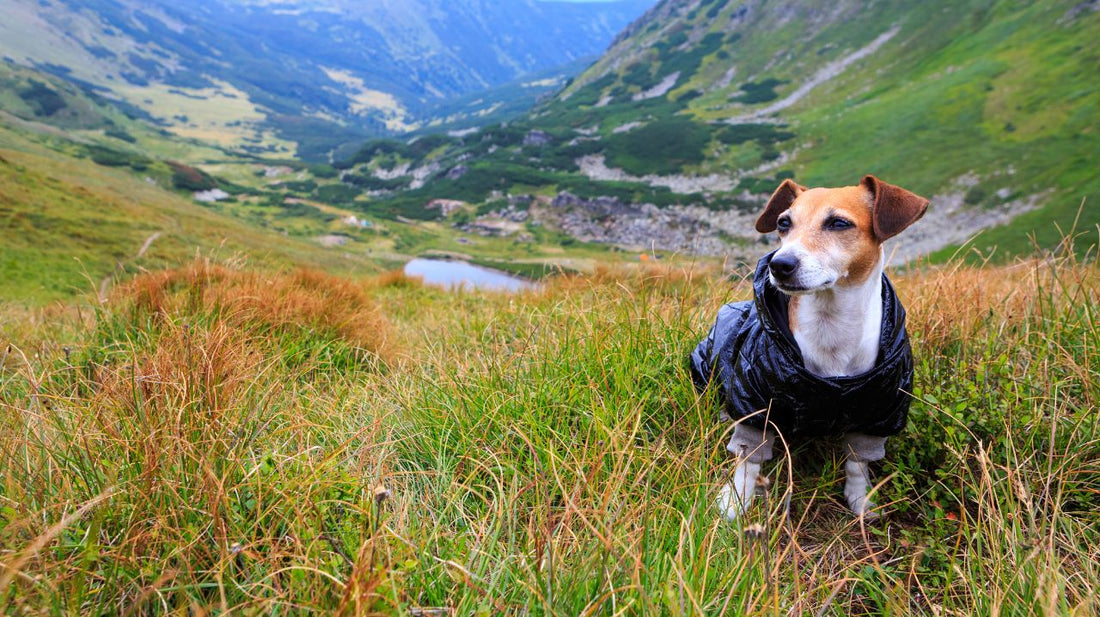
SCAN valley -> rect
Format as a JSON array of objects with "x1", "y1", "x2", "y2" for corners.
[
  {"x1": 1, "y1": 0, "x2": 1098, "y2": 307},
  {"x1": 1, "y1": 2, "x2": 1099, "y2": 613}
]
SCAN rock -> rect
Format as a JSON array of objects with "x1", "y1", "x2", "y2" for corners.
[
  {"x1": 317, "y1": 234, "x2": 349, "y2": 247},
  {"x1": 263, "y1": 166, "x2": 292, "y2": 178},
  {"x1": 446, "y1": 165, "x2": 469, "y2": 179},
  {"x1": 343, "y1": 215, "x2": 373, "y2": 228},
  {"x1": 194, "y1": 188, "x2": 230, "y2": 202},
  {"x1": 542, "y1": 191, "x2": 758, "y2": 257},
  {"x1": 523, "y1": 130, "x2": 552, "y2": 147},
  {"x1": 426, "y1": 199, "x2": 466, "y2": 216}
]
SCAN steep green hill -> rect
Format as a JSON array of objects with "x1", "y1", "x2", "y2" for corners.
[
  {"x1": 0, "y1": 131, "x2": 388, "y2": 303},
  {"x1": 341, "y1": 0, "x2": 1099, "y2": 261}
]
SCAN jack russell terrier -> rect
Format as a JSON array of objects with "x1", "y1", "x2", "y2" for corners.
[{"x1": 690, "y1": 175, "x2": 929, "y2": 520}]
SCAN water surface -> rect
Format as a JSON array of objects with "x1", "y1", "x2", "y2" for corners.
[{"x1": 404, "y1": 258, "x2": 533, "y2": 292}]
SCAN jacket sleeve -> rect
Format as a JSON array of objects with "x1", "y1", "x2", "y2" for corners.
[
  {"x1": 690, "y1": 302, "x2": 751, "y2": 395},
  {"x1": 690, "y1": 322, "x2": 718, "y2": 394}
]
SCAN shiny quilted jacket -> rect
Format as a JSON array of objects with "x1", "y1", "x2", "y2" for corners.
[{"x1": 690, "y1": 252, "x2": 914, "y2": 437}]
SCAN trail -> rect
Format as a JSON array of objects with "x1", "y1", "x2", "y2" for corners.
[{"x1": 727, "y1": 27, "x2": 900, "y2": 123}]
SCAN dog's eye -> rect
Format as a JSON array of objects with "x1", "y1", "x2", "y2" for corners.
[
  {"x1": 776, "y1": 217, "x2": 792, "y2": 232},
  {"x1": 825, "y1": 217, "x2": 854, "y2": 231}
]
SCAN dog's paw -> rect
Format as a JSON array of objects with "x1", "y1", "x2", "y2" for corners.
[
  {"x1": 846, "y1": 494, "x2": 881, "y2": 520},
  {"x1": 716, "y1": 482, "x2": 747, "y2": 522}
]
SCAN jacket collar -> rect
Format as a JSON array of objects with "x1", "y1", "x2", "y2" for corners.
[{"x1": 751, "y1": 250, "x2": 909, "y2": 371}]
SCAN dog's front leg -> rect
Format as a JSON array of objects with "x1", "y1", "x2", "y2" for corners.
[
  {"x1": 843, "y1": 433, "x2": 887, "y2": 518},
  {"x1": 717, "y1": 459, "x2": 761, "y2": 520},
  {"x1": 718, "y1": 424, "x2": 774, "y2": 521}
]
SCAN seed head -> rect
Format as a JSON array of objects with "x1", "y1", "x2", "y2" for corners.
[{"x1": 373, "y1": 485, "x2": 392, "y2": 504}]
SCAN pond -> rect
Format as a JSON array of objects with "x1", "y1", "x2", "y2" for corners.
[{"x1": 403, "y1": 258, "x2": 534, "y2": 292}]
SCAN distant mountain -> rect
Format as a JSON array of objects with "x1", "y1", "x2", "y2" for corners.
[
  {"x1": 0, "y1": 0, "x2": 653, "y2": 158},
  {"x1": 340, "y1": 0, "x2": 1100, "y2": 261}
]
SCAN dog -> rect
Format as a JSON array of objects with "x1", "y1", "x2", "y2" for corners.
[{"x1": 690, "y1": 175, "x2": 929, "y2": 520}]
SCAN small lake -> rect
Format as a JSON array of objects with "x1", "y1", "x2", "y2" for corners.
[{"x1": 403, "y1": 258, "x2": 534, "y2": 292}]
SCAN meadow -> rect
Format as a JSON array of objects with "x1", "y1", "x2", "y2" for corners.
[{"x1": 0, "y1": 231, "x2": 1098, "y2": 614}]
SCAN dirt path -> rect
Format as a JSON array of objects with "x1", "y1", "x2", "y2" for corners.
[{"x1": 726, "y1": 27, "x2": 899, "y2": 123}]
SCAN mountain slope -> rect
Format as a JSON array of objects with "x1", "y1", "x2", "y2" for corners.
[
  {"x1": 0, "y1": 0, "x2": 653, "y2": 158},
  {"x1": 341, "y1": 0, "x2": 1099, "y2": 261},
  {"x1": 0, "y1": 125, "x2": 387, "y2": 303},
  {"x1": 0, "y1": 61, "x2": 624, "y2": 303},
  {"x1": 555, "y1": 0, "x2": 1100, "y2": 258}
]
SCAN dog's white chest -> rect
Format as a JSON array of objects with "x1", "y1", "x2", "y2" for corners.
[{"x1": 791, "y1": 287, "x2": 883, "y2": 378}]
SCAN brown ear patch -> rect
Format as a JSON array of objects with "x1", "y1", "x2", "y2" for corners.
[
  {"x1": 756, "y1": 179, "x2": 807, "y2": 233},
  {"x1": 861, "y1": 175, "x2": 930, "y2": 240}
]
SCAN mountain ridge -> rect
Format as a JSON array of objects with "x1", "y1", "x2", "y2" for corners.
[
  {"x1": 0, "y1": 0, "x2": 654, "y2": 158},
  {"x1": 340, "y1": 0, "x2": 1099, "y2": 261}
]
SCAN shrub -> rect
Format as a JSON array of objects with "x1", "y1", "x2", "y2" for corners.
[
  {"x1": 716, "y1": 123, "x2": 795, "y2": 146},
  {"x1": 281, "y1": 179, "x2": 318, "y2": 193},
  {"x1": 964, "y1": 185, "x2": 987, "y2": 206},
  {"x1": 604, "y1": 117, "x2": 711, "y2": 175},
  {"x1": 705, "y1": 0, "x2": 730, "y2": 19},
  {"x1": 732, "y1": 78, "x2": 787, "y2": 104},
  {"x1": 656, "y1": 31, "x2": 725, "y2": 81},
  {"x1": 344, "y1": 173, "x2": 410, "y2": 191},
  {"x1": 167, "y1": 161, "x2": 218, "y2": 191},
  {"x1": 105, "y1": 127, "x2": 137, "y2": 143},
  {"x1": 18, "y1": 80, "x2": 66, "y2": 117},
  {"x1": 86, "y1": 145, "x2": 134, "y2": 167},
  {"x1": 314, "y1": 183, "x2": 361, "y2": 204},
  {"x1": 308, "y1": 163, "x2": 339, "y2": 178},
  {"x1": 118, "y1": 259, "x2": 391, "y2": 361}
]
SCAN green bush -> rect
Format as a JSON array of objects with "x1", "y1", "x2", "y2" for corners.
[
  {"x1": 604, "y1": 117, "x2": 711, "y2": 175},
  {"x1": 281, "y1": 180, "x2": 318, "y2": 194},
  {"x1": 716, "y1": 123, "x2": 795, "y2": 146},
  {"x1": 105, "y1": 127, "x2": 138, "y2": 143},
  {"x1": 308, "y1": 163, "x2": 339, "y2": 179},
  {"x1": 964, "y1": 185, "x2": 987, "y2": 206},
  {"x1": 167, "y1": 161, "x2": 218, "y2": 191},
  {"x1": 86, "y1": 145, "x2": 135, "y2": 167},
  {"x1": 732, "y1": 78, "x2": 787, "y2": 104},
  {"x1": 314, "y1": 184, "x2": 361, "y2": 205},
  {"x1": 18, "y1": 80, "x2": 66, "y2": 117},
  {"x1": 657, "y1": 32, "x2": 725, "y2": 81}
]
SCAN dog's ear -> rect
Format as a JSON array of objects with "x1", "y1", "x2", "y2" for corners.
[
  {"x1": 861, "y1": 175, "x2": 930, "y2": 240},
  {"x1": 756, "y1": 179, "x2": 807, "y2": 233}
]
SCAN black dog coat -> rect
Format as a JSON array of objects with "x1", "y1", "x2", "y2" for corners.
[{"x1": 690, "y1": 252, "x2": 914, "y2": 437}]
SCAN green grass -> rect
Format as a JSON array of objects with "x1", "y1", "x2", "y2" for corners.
[
  {"x1": 0, "y1": 141, "x2": 385, "y2": 303},
  {"x1": 1, "y1": 241, "x2": 1097, "y2": 613}
]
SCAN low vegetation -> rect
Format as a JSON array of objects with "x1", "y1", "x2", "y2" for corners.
[{"x1": 1, "y1": 233, "x2": 1097, "y2": 613}]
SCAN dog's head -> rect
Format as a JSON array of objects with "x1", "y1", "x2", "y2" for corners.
[{"x1": 754, "y1": 175, "x2": 929, "y2": 294}]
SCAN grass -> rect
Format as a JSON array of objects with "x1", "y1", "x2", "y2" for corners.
[
  {"x1": 0, "y1": 142, "x2": 386, "y2": 304},
  {"x1": 1, "y1": 231, "x2": 1097, "y2": 613}
]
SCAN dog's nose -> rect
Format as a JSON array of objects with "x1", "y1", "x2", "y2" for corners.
[{"x1": 770, "y1": 254, "x2": 799, "y2": 279}]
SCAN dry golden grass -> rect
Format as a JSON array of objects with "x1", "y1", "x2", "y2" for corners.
[
  {"x1": 119, "y1": 259, "x2": 393, "y2": 359},
  {"x1": 0, "y1": 250, "x2": 1096, "y2": 614}
]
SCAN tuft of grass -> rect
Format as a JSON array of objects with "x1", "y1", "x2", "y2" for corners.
[
  {"x1": 0, "y1": 242, "x2": 1097, "y2": 613},
  {"x1": 116, "y1": 259, "x2": 393, "y2": 360}
]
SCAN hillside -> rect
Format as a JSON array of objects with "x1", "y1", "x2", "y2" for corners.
[
  {"x1": 0, "y1": 73, "x2": 400, "y2": 305},
  {"x1": 0, "y1": 136, "x2": 394, "y2": 303},
  {"x1": 0, "y1": 61, "x2": 631, "y2": 305},
  {"x1": 0, "y1": 0, "x2": 653, "y2": 159},
  {"x1": 340, "y1": 0, "x2": 1099, "y2": 261}
]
